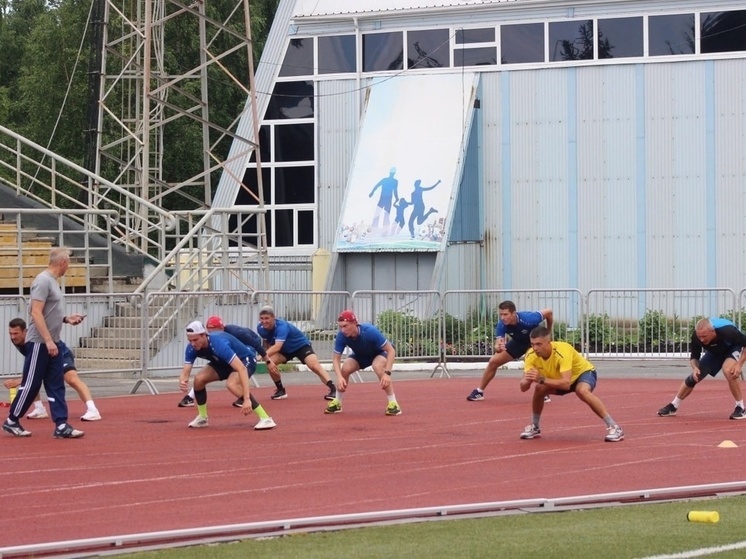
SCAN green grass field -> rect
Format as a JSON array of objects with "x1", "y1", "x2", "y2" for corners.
[{"x1": 121, "y1": 495, "x2": 746, "y2": 558}]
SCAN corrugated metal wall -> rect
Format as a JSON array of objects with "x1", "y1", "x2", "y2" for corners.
[
  {"x1": 470, "y1": 58, "x2": 746, "y2": 293},
  {"x1": 316, "y1": 79, "x2": 360, "y2": 249},
  {"x1": 221, "y1": 1, "x2": 746, "y2": 294}
]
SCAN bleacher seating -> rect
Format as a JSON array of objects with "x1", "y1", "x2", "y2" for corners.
[{"x1": 0, "y1": 223, "x2": 87, "y2": 290}]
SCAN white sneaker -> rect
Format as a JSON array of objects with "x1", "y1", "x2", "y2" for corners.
[
  {"x1": 188, "y1": 415, "x2": 208, "y2": 428},
  {"x1": 81, "y1": 409, "x2": 102, "y2": 421},
  {"x1": 27, "y1": 408, "x2": 49, "y2": 419},
  {"x1": 254, "y1": 417, "x2": 276, "y2": 430}
]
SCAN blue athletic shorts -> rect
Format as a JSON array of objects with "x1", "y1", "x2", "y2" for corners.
[
  {"x1": 348, "y1": 352, "x2": 387, "y2": 371},
  {"x1": 554, "y1": 370, "x2": 597, "y2": 396}
]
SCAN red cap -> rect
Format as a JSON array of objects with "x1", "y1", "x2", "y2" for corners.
[
  {"x1": 205, "y1": 315, "x2": 225, "y2": 329},
  {"x1": 337, "y1": 310, "x2": 357, "y2": 323}
]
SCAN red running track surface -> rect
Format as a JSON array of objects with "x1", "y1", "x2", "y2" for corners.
[{"x1": 0, "y1": 377, "x2": 744, "y2": 548}]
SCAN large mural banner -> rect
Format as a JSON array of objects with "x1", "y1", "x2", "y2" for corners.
[{"x1": 335, "y1": 72, "x2": 477, "y2": 252}]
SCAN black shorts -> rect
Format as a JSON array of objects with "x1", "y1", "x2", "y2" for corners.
[
  {"x1": 208, "y1": 356, "x2": 256, "y2": 381},
  {"x1": 281, "y1": 345, "x2": 316, "y2": 364},
  {"x1": 505, "y1": 339, "x2": 530, "y2": 360}
]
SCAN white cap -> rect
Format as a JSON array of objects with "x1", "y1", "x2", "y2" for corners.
[{"x1": 185, "y1": 320, "x2": 206, "y2": 334}]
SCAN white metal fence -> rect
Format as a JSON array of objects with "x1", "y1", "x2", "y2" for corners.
[{"x1": 1, "y1": 288, "x2": 742, "y2": 391}]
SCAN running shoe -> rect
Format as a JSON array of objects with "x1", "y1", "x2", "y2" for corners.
[
  {"x1": 178, "y1": 395, "x2": 195, "y2": 407},
  {"x1": 519, "y1": 424, "x2": 541, "y2": 440},
  {"x1": 254, "y1": 417, "x2": 277, "y2": 430},
  {"x1": 657, "y1": 403, "x2": 677, "y2": 417},
  {"x1": 271, "y1": 387, "x2": 287, "y2": 400},
  {"x1": 605, "y1": 425, "x2": 625, "y2": 442},
  {"x1": 53, "y1": 424, "x2": 84, "y2": 439},
  {"x1": 729, "y1": 405, "x2": 746, "y2": 420},
  {"x1": 324, "y1": 399, "x2": 342, "y2": 414},
  {"x1": 466, "y1": 389, "x2": 484, "y2": 401},
  {"x1": 188, "y1": 415, "x2": 209, "y2": 428},
  {"x1": 81, "y1": 409, "x2": 102, "y2": 421},
  {"x1": 27, "y1": 408, "x2": 49, "y2": 419},
  {"x1": 3, "y1": 419, "x2": 31, "y2": 437},
  {"x1": 385, "y1": 402, "x2": 402, "y2": 416}
]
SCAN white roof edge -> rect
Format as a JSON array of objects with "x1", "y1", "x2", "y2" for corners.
[{"x1": 292, "y1": 0, "x2": 520, "y2": 19}]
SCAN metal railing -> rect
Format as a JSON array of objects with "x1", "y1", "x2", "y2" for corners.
[
  {"x1": 2, "y1": 287, "x2": 742, "y2": 392},
  {"x1": 0, "y1": 124, "x2": 175, "y2": 261}
]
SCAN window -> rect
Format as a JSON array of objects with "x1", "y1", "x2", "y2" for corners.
[
  {"x1": 455, "y1": 27, "x2": 495, "y2": 44},
  {"x1": 363, "y1": 32, "x2": 403, "y2": 71},
  {"x1": 318, "y1": 35, "x2": 356, "y2": 74},
  {"x1": 598, "y1": 17, "x2": 643, "y2": 59},
  {"x1": 454, "y1": 47, "x2": 497, "y2": 66},
  {"x1": 407, "y1": 29, "x2": 450, "y2": 69},
  {"x1": 274, "y1": 124, "x2": 314, "y2": 163},
  {"x1": 549, "y1": 20, "x2": 594, "y2": 61},
  {"x1": 279, "y1": 38, "x2": 314, "y2": 77},
  {"x1": 248, "y1": 125, "x2": 270, "y2": 164},
  {"x1": 701, "y1": 10, "x2": 746, "y2": 54},
  {"x1": 275, "y1": 166, "x2": 315, "y2": 204},
  {"x1": 238, "y1": 167, "x2": 271, "y2": 205},
  {"x1": 297, "y1": 211, "x2": 315, "y2": 246},
  {"x1": 649, "y1": 14, "x2": 694, "y2": 56},
  {"x1": 265, "y1": 81, "x2": 314, "y2": 120},
  {"x1": 501, "y1": 23, "x2": 544, "y2": 64}
]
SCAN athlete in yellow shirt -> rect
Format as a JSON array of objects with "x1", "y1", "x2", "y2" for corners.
[{"x1": 519, "y1": 326, "x2": 624, "y2": 442}]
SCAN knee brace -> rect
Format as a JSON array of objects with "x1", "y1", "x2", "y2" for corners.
[{"x1": 684, "y1": 374, "x2": 698, "y2": 388}]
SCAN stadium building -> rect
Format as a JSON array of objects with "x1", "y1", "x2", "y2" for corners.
[{"x1": 216, "y1": 0, "x2": 746, "y2": 294}]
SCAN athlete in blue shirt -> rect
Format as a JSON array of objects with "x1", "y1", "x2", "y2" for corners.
[
  {"x1": 467, "y1": 300, "x2": 553, "y2": 402},
  {"x1": 5, "y1": 317, "x2": 101, "y2": 421},
  {"x1": 256, "y1": 305, "x2": 336, "y2": 401},
  {"x1": 178, "y1": 321, "x2": 276, "y2": 430},
  {"x1": 658, "y1": 317, "x2": 746, "y2": 420},
  {"x1": 324, "y1": 309, "x2": 401, "y2": 416},
  {"x1": 178, "y1": 315, "x2": 282, "y2": 408}
]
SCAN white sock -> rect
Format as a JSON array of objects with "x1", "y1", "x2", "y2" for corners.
[
  {"x1": 336, "y1": 392, "x2": 344, "y2": 403},
  {"x1": 737, "y1": 400, "x2": 744, "y2": 409},
  {"x1": 188, "y1": 388, "x2": 195, "y2": 399},
  {"x1": 34, "y1": 401, "x2": 45, "y2": 412},
  {"x1": 672, "y1": 397, "x2": 682, "y2": 408},
  {"x1": 86, "y1": 400, "x2": 97, "y2": 412},
  {"x1": 387, "y1": 393, "x2": 397, "y2": 403}
]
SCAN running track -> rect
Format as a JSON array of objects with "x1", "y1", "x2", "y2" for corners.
[{"x1": 0, "y1": 377, "x2": 744, "y2": 551}]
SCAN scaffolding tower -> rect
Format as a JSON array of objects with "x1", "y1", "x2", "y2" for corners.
[{"x1": 86, "y1": 0, "x2": 268, "y2": 281}]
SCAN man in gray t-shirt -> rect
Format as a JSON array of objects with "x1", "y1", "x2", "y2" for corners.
[{"x1": 3, "y1": 247, "x2": 87, "y2": 439}]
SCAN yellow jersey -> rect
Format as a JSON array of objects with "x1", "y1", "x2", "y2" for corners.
[{"x1": 523, "y1": 341, "x2": 594, "y2": 383}]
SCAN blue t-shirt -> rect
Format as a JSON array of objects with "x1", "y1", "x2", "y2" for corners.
[
  {"x1": 184, "y1": 331, "x2": 256, "y2": 366},
  {"x1": 334, "y1": 323, "x2": 388, "y2": 357},
  {"x1": 224, "y1": 324, "x2": 266, "y2": 357},
  {"x1": 256, "y1": 318, "x2": 310, "y2": 353},
  {"x1": 495, "y1": 311, "x2": 544, "y2": 345}
]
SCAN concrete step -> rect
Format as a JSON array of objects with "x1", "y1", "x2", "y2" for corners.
[
  {"x1": 74, "y1": 347, "x2": 144, "y2": 360},
  {"x1": 86, "y1": 326, "x2": 167, "y2": 339},
  {"x1": 74, "y1": 357, "x2": 143, "y2": 372},
  {"x1": 101, "y1": 316, "x2": 174, "y2": 328}
]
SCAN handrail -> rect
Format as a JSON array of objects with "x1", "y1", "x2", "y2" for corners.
[
  {"x1": 0, "y1": 124, "x2": 176, "y2": 260},
  {"x1": 134, "y1": 206, "x2": 267, "y2": 294},
  {"x1": 134, "y1": 210, "x2": 218, "y2": 294}
]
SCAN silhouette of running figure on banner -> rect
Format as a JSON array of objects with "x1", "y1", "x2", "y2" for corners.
[
  {"x1": 369, "y1": 167, "x2": 399, "y2": 228},
  {"x1": 408, "y1": 179, "x2": 441, "y2": 238},
  {"x1": 390, "y1": 197, "x2": 411, "y2": 235}
]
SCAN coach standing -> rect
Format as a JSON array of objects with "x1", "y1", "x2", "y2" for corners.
[{"x1": 3, "y1": 247, "x2": 85, "y2": 438}]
